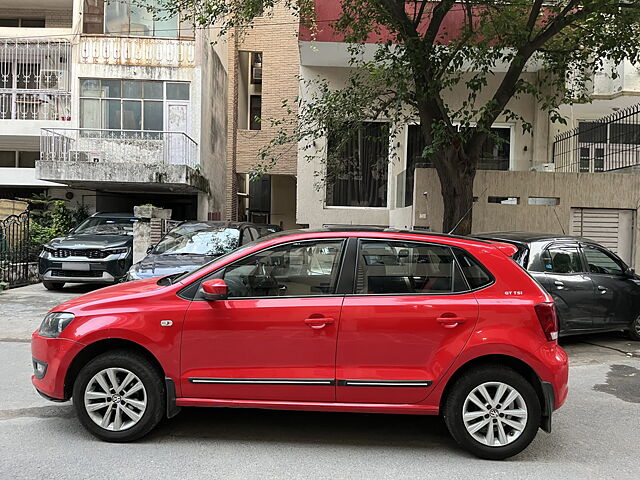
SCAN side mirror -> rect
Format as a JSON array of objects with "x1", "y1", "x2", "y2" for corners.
[
  {"x1": 146, "y1": 245, "x2": 155, "y2": 254},
  {"x1": 625, "y1": 267, "x2": 635, "y2": 277},
  {"x1": 201, "y1": 279, "x2": 228, "y2": 301}
]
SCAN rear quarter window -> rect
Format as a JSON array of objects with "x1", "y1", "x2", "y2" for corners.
[{"x1": 453, "y1": 249, "x2": 493, "y2": 289}]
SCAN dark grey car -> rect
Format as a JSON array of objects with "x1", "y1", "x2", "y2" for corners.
[
  {"x1": 476, "y1": 232, "x2": 640, "y2": 340},
  {"x1": 127, "y1": 221, "x2": 263, "y2": 281},
  {"x1": 39, "y1": 213, "x2": 138, "y2": 290}
]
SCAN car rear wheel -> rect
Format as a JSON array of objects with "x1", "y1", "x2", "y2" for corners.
[
  {"x1": 443, "y1": 365, "x2": 541, "y2": 460},
  {"x1": 42, "y1": 280, "x2": 64, "y2": 290},
  {"x1": 72, "y1": 350, "x2": 164, "y2": 442},
  {"x1": 629, "y1": 315, "x2": 640, "y2": 341}
]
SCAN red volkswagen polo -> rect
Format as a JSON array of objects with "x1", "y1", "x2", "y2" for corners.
[{"x1": 31, "y1": 228, "x2": 568, "y2": 459}]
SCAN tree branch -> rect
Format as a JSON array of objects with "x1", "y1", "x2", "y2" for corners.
[{"x1": 423, "y1": 0, "x2": 456, "y2": 46}]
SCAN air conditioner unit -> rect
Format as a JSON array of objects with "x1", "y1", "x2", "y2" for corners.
[
  {"x1": 531, "y1": 163, "x2": 555, "y2": 172},
  {"x1": 39, "y1": 69, "x2": 68, "y2": 91},
  {"x1": 252, "y1": 66, "x2": 263, "y2": 82}
]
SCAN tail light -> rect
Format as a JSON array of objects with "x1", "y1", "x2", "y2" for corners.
[{"x1": 534, "y1": 302, "x2": 558, "y2": 341}]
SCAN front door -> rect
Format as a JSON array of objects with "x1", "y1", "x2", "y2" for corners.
[
  {"x1": 582, "y1": 244, "x2": 636, "y2": 329},
  {"x1": 166, "y1": 102, "x2": 189, "y2": 165},
  {"x1": 538, "y1": 243, "x2": 596, "y2": 333},
  {"x1": 336, "y1": 239, "x2": 479, "y2": 404},
  {"x1": 181, "y1": 239, "x2": 346, "y2": 402}
]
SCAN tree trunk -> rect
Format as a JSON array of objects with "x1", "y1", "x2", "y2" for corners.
[{"x1": 433, "y1": 144, "x2": 477, "y2": 235}]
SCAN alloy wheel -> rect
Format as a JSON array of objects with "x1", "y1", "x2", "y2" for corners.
[
  {"x1": 462, "y1": 381, "x2": 528, "y2": 447},
  {"x1": 84, "y1": 367, "x2": 147, "y2": 431}
]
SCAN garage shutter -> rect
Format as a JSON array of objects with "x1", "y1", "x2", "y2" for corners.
[{"x1": 570, "y1": 208, "x2": 633, "y2": 264}]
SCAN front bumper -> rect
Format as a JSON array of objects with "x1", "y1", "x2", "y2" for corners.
[
  {"x1": 31, "y1": 332, "x2": 85, "y2": 401},
  {"x1": 39, "y1": 252, "x2": 132, "y2": 284}
]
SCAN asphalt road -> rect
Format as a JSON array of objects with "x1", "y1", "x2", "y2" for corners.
[{"x1": 1, "y1": 283, "x2": 639, "y2": 479}]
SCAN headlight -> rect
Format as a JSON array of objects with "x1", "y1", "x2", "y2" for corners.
[
  {"x1": 42, "y1": 246, "x2": 56, "y2": 253},
  {"x1": 127, "y1": 266, "x2": 141, "y2": 281},
  {"x1": 38, "y1": 312, "x2": 75, "y2": 338},
  {"x1": 105, "y1": 247, "x2": 129, "y2": 256}
]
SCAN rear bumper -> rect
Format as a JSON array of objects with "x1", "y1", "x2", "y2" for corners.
[
  {"x1": 536, "y1": 342, "x2": 569, "y2": 411},
  {"x1": 31, "y1": 332, "x2": 85, "y2": 401}
]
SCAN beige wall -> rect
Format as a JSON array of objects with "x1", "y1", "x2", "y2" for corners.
[{"x1": 414, "y1": 168, "x2": 640, "y2": 269}]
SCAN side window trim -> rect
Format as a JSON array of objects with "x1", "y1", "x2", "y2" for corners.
[
  {"x1": 348, "y1": 238, "x2": 476, "y2": 297},
  {"x1": 188, "y1": 238, "x2": 349, "y2": 301}
]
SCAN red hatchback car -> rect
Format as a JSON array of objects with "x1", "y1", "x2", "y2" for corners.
[{"x1": 31, "y1": 229, "x2": 568, "y2": 459}]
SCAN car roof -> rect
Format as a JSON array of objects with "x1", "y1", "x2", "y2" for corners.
[
  {"x1": 171, "y1": 220, "x2": 257, "y2": 230},
  {"x1": 92, "y1": 212, "x2": 136, "y2": 218},
  {"x1": 263, "y1": 227, "x2": 497, "y2": 246},
  {"x1": 475, "y1": 231, "x2": 592, "y2": 244}
]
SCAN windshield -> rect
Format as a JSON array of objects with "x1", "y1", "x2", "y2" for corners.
[
  {"x1": 153, "y1": 227, "x2": 240, "y2": 256},
  {"x1": 74, "y1": 217, "x2": 137, "y2": 235}
]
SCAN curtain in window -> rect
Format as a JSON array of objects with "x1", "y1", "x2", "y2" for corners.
[{"x1": 326, "y1": 122, "x2": 389, "y2": 207}]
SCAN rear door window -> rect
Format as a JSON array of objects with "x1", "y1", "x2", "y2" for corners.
[
  {"x1": 354, "y1": 240, "x2": 467, "y2": 294},
  {"x1": 538, "y1": 245, "x2": 583, "y2": 274}
]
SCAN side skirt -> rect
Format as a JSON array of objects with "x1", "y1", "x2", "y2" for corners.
[{"x1": 175, "y1": 397, "x2": 439, "y2": 415}]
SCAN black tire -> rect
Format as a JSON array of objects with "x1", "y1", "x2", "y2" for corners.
[
  {"x1": 629, "y1": 315, "x2": 640, "y2": 341},
  {"x1": 443, "y1": 365, "x2": 541, "y2": 460},
  {"x1": 42, "y1": 280, "x2": 65, "y2": 290},
  {"x1": 72, "y1": 350, "x2": 165, "y2": 442}
]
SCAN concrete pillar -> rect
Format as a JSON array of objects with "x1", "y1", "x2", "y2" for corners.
[{"x1": 132, "y1": 205, "x2": 172, "y2": 263}]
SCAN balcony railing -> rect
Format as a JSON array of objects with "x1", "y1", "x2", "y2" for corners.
[
  {"x1": 40, "y1": 128, "x2": 199, "y2": 169},
  {"x1": 553, "y1": 103, "x2": 640, "y2": 173},
  {"x1": 79, "y1": 35, "x2": 196, "y2": 68},
  {"x1": 0, "y1": 38, "x2": 72, "y2": 121}
]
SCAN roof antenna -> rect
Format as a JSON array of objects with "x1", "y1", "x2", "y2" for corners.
[
  {"x1": 553, "y1": 207, "x2": 566, "y2": 235},
  {"x1": 448, "y1": 186, "x2": 488, "y2": 235}
]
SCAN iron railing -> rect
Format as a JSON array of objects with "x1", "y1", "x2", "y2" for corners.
[
  {"x1": 0, "y1": 211, "x2": 31, "y2": 287},
  {"x1": 0, "y1": 38, "x2": 72, "y2": 121},
  {"x1": 553, "y1": 103, "x2": 640, "y2": 172},
  {"x1": 79, "y1": 35, "x2": 195, "y2": 68},
  {"x1": 40, "y1": 128, "x2": 199, "y2": 168}
]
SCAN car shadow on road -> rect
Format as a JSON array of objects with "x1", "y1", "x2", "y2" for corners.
[{"x1": 148, "y1": 407, "x2": 458, "y2": 451}]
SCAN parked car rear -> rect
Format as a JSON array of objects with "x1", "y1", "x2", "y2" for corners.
[
  {"x1": 476, "y1": 232, "x2": 640, "y2": 340},
  {"x1": 32, "y1": 228, "x2": 568, "y2": 459}
]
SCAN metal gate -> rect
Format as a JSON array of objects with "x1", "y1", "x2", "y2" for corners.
[
  {"x1": 570, "y1": 208, "x2": 634, "y2": 264},
  {"x1": 0, "y1": 211, "x2": 31, "y2": 287}
]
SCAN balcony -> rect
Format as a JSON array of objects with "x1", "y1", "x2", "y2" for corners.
[
  {"x1": 79, "y1": 35, "x2": 196, "y2": 68},
  {"x1": 37, "y1": 128, "x2": 208, "y2": 193},
  {"x1": 0, "y1": 38, "x2": 71, "y2": 125}
]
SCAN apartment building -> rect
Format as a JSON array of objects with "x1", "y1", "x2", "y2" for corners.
[
  {"x1": 0, "y1": 0, "x2": 227, "y2": 220},
  {"x1": 225, "y1": 5, "x2": 300, "y2": 229},
  {"x1": 293, "y1": 2, "x2": 640, "y2": 246}
]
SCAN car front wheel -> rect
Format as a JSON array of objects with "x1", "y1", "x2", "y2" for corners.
[
  {"x1": 443, "y1": 365, "x2": 541, "y2": 460},
  {"x1": 72, "y1": 350, "x2": 165, "y2": 442},
  {"x1": 629, "y1": 315, "x2": 640, "y2": 341}
]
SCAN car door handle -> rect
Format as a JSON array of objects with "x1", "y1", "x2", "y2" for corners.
[
  {"x1": 554, "y1": 280, "x2": 565, "y2": 289},
  {"x1": 597, "y1": 285, "x2": 607, "y2": 294},
  {"x1": 436, "y1": 316, "x2": 467, "y2": 328},
  {"x1": 304, "y1": 317, "x2": 335, "y2": 329}
]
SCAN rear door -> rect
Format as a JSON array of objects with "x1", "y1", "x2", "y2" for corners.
[
  {"x1": 336, "y1": 239, "x2": 479, "y2": 404},
  {"x1": 534, "y1": 243, "x2": 596, "y2": 332}
]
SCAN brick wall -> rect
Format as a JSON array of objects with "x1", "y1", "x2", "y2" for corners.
[{"x1": 226, "y1": 5, "x2": 300, "y2": 219}]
